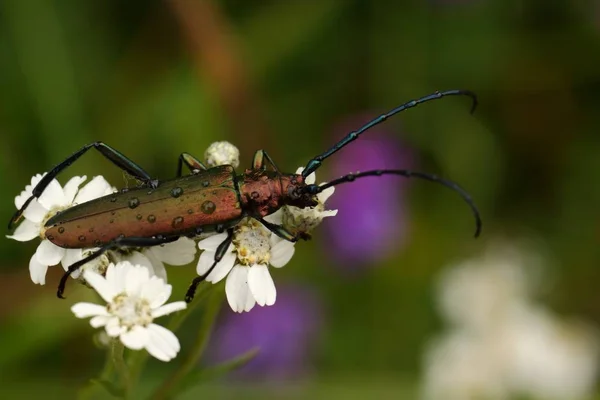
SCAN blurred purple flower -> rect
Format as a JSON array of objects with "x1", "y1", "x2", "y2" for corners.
[
  {"x1": 323, "y1": 115, "x2": 416, "y2": 270},
  {"x1": 207, "y1": 285, "x2": 323, "y2": 382}
]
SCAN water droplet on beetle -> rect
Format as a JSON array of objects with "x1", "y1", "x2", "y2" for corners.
[
  {"x1": 202, "y1": 181, "x2": 210, "y2": 187},
  {"x1": 172, "y1": 216, "x2": 184, "y2": 228},
  {"x1": 136, "y1": 214, "x2": 143, "y2": 220},
  {"x1": 58, "y1": 227, "x2": 65, "y2": 234},
  {"x1": 251, "y1": 191, "x2": 259, "y2": 199},
  {"x1": 147, "y1": 215, "x2": 156, "y2": 223},
  {"x1": 128, "y1": 198, "x2": 140, "y2": 209},
  {"x1": 201, "y1": 200, "x2": 216, "y2": 214},
  {"x1": 187, "y1": 209, "x2": 193, "y2": 214},
  {"x1": 171, "y1": 187, "x2": 183, "y2": 198},
  {"x1": 47, "y1": 235, "x2": 54, "y2": 241},
  {"x1": 78, "y1": 235, "x2": 86, "y2": 242}
]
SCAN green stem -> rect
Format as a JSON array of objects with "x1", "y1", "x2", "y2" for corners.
[
  {"x1": 77, "y1": 344, "x2": 115, "y2": 400},
  {"x1": 150, "y1": 285, "x2": 223, "y2": 400},
  {"x1": 112, "y1": 339, "x2": 131, "y2": 398}
]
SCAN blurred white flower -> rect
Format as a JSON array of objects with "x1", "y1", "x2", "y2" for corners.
[
  {"x1": 265, "y1": 167, "x2": 337, "y2": 238},
  {"x1": 422, "y1": 243, "x2": 599, "y2": 400},
  {"x1": 196, "y1": 218, "x2": 295, "y2": 313},
  {"x1": 71, "y1": 261, "x2": 186, "y2": 362},
  {"x1": 7, "y1": 174, "x2": 114, "y2": 285}
]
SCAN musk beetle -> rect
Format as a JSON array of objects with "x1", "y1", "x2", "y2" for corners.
[{"x1": 8, "y1": 89, "x2": 482, "y2": 302}]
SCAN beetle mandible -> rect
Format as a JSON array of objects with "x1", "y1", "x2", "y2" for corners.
[{"x1": 7, "y1": 89, "x2": 482, "y2": 302}]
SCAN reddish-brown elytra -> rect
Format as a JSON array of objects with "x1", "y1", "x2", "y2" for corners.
[{"x1": 8, "y1": 89, "x2": 482, "y2": 302}]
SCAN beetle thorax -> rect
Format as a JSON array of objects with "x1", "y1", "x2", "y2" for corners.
[{"x1": 238, "y1": 171, "x2": 318, "y2": 217}]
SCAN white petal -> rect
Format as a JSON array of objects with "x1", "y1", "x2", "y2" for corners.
[
  {"x1": 225, "y1": 266, "x2": 255, "y2": 313},
  {"x1": 71, "y1": 302, "x2": 109, "y2": 318},
  {"x1": 150, "y1": 237, "x2": 196, "y2": 265},
  {"x1": 142, "y1": 251, "x2": 167, "y2": 281},
  {"x1": 295, "y1": 167, "x2": 315, "y2": 185},
  {"x1": 141, "y1": 277, "x2": 171, "y2": 308},
  {"x1": 320, "y1": 209, "x2": 338, "y2": 218},
  {"x1": 270, "y1": 240, "x2": 295, "y2": 268},
  {"x1": 22, "y1": 200, "x2": 49, "y2": 224},
  {"x1": 317, "y1": 186, "x2": 335, "y2": 203},
  {"x1": 35, "y1": 240, "x2": 65, "y2": 266},
  {"x1": 121, "y1": 252, "x2": 154, "y2": 276},
  {"x1": 74, "y1": 176, "x2": 112, "y2": 204},
  {"x1": 61, "y1": 248, "x2": 83, "y2": 268},
  {"x1": 7, "y1": 219, "x2": 40, "y2": 242},
  {"x1": 152, "y1": 301, "x2": 187, "y2": 318},
  {"x1": 145, "y1": 324, "x2": 180, "y2": 361},
  {"x1": 38, "y1": 179, "x2": 66, "y2": 209},
  {"x1": 29, "y1": 254, "x2": 48, "y2": 285},
  {"x1": 197, "y1": 232, "x2": 228, "y2": 251},
  {"x1": 124, "y1": 265, "x2": 151, "y2": 297},
  {"x1": 84, "y1": 270, "x2": 117, "y2": 303},
  {"x1": 90, "y1": 315, "x2": 111, "y2": 328},
  {"x1": 63, "y1": 176, "x2": 87, "y2": 204},
  {"x1": 263, "y1": 209, "x2": 283, "y2": 224},
  {"x1": 205, "y1": 251, "x2": 236, "y2": 283},
  {"x1": 104, "y1": 262, "x2": 128, "y2": 293},
  {"x1": 120, "y1": 326, "x2": 149, "y2": 350},
  {"x1": 196, "y1": 251, "x2": 216, "y2": 276},
  {"x1": 247, "y1": 264, "x2": 276, "y2": 306},
  {"x1": 105, "y1": 317, "x2": 125, "y2": 337}
]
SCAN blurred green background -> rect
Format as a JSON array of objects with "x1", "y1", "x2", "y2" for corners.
[{"x1": 1, "y1": 0, "x2": 599, "y2": 398}]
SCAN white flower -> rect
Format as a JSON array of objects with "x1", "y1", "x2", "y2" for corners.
[
  {"x1": 112, "y1": 237, "x2": 197, "y2": 281},
  {"x1": 204, "y1": 141, "x2": 240, "y2": 168},
  {"x1": 7, "y1": 174, "x2": 115, "y2": 285},
  {"x1": 266, "y1": 167, "x2": 337, "y2": 238},
  {"x1": 196, "y1": 218, "x2": 295, "y2": 313},
  {"x1": 71, "y1": 261, "x2": 186, "y2": 362}
]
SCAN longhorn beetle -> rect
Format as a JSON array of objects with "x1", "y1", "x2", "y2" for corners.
[{"x1": 8, "y1": 89, "x2": 481, "y2": 302}]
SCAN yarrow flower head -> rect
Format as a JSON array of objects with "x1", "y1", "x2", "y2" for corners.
[
  {"x1": 204, "y1": 141, "x2": 240, "y2": 168},
  {"x1": 7, "y1": 173, "x2": 115, "y2": 285},
  {"x1": 71, "y1": 261, "x2": 186, "y2": 362},
  {"x1": 266, "y1": 167, "x2": 337, "y2": 239},
  {"x1": 196, "y1": 218, "x2": 295, "y2": 313}
]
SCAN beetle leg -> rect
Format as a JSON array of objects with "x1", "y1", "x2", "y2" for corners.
[
  {"x1": 257, "y1": 217, "x2": 305, "y2": 242},
  {"x1": 185, "y1": 229, "x2": 234, "y2": 303},
  {"x1": 9, "y1": 142, "x2": 157, "y2": 230},
  {"x1": 176, "y1": 152, "x2": 207, "y2": 177},
  {"x1": 252, "y1": 150, "x2": 280, "y2": 173},
  {"x1": 56, "y1": 235, "x2": 178, "y2": 299}
]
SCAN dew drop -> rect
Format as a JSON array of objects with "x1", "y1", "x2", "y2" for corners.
[
  {"x1": 94, "y1": 239, "x2": 102, "y2": 246},
  {"x1": 187, "y1": 209, "x2": 194, "y2": 214},
  {"x1": 136, "y1": 214, "x2": 143, "y2": 220},
  {"x1": 58, "y1": 227, "x2": 65, "y2": 234},
  {"x1": 78, "y1": 235, "x2": 86, "y2": 242},
  {"x1": 172, "y1": 216, "x2": 184, "y2": 228},
  {"x1": 47, "y1": 235, "x2": 54, "y2": 241},
  {"x1": 128, "y1": 198, "x2": 140, "y2": 209},
  {"x1": 147, "y1": 215, "x2": 156, "y2": 223},
  {"x1": 201, "y1": 200, "x2": 216, "y2": 214},
  {"x1": 109, "y1": 219, "x2": 114, "y2": 224},
  {"x1": 202, "y1": 181, "x2": 210, "y2": 187},
  {"x1": 251, "y1": 191, "x2": 259, "y2": 199},
  {"x1": 171, "y1": 187, "x2": 184, "y2": 198}
]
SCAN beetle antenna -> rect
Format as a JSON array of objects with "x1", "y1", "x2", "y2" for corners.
[
  {"x1": 302, "y1": 90, "x2": 477, "y2": 178},
  {"x1": 306, "y1": 169, "x2": 482, "y2": 238}
]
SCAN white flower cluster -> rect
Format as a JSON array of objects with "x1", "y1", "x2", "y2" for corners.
[
  {"x1": 422, "y1": 243, "x2": 599, "y2": 400},
  {"x1": 7, "y1": 141, "x2": 337, "y2": 361}
]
